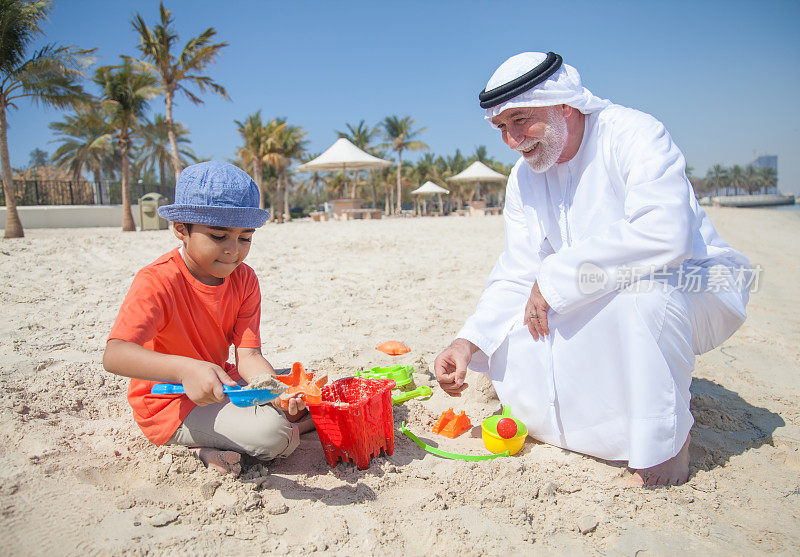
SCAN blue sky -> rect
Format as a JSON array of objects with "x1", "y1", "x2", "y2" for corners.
[{"x1": 10, "y1": 0, "x2": 800, "y2": 194}]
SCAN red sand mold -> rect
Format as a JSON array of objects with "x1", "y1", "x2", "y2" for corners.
[{"x1": 308, "y1": 377, "x2": 396, "y2": 470}]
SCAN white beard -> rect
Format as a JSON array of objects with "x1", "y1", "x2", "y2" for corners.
[{"x1": 519, "y1": 108, "x2": 568, "y2": 173}]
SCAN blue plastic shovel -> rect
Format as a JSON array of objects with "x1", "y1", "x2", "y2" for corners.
[{"x1": 150, "y1": 383, "x2": 282, "y2": 407}]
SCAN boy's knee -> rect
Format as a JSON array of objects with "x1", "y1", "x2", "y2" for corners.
[{"x1": 244, "y1": 408, "x2": 300, "y2": 460}]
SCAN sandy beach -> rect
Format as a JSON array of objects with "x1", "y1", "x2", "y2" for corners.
[{"x1": 0, "y1": 206, "x2": 798, "y2": 555}]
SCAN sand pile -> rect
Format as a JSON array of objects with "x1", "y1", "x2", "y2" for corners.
[{"x1": 0, "y1": 208, "x2": 798, "y2": 554}]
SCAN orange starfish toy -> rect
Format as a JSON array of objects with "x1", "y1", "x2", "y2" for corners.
[
  {"x1": 275, "y1": 362, "x2": 328, "y2": 410},
  {"x1": 376, "y1": 340, "x2": 411, "y2": 355}
]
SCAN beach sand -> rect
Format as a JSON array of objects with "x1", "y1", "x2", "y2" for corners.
[{"x1": 0, "y1": 207, "x2": 798, "y2": 555}]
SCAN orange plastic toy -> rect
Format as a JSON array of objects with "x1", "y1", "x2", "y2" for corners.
[
  {"x1": 275, "y1": 362, "x2": 328, "y2": 410},
  {"x1": 376, "y1": 340, "x2": 411, "y2": 356},
  {"x1": 431, "y1": 408, "x2": 472, "y2": 438}
]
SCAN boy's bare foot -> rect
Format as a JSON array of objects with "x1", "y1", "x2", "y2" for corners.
[
  {"x1": 628, "y1": 434, "x2": 690, "y2": 487},
  {"x1": 190, "y1": 447, "x2": 242, "y2": 476},
  {"x1": 285, "y1": 407, "x2": 309, "y2": 423},
  {"x1": 294, "y1": 412, "x2": 316, "y2": 434}
]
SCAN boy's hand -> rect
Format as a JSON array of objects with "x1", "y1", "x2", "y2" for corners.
[
  {"x1": 277, "y1": 393, "x2": 308, "y2": 421},
  {"x1": 180, "y1": 361, "x2": 237, "y2": 406}
]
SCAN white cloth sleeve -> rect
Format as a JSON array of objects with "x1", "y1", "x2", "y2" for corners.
[
  {"x1": 456, "y1": 172, "x2": 550, "y2": 370},
  {"x1": 537, "y1": 116, "x2": 694, "y2": 315}
]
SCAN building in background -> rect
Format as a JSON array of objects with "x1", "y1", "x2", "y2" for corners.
[
  {"x1": 712, "y1": 154, "x2": 794, "y2": 207},
  {"x1": 752, "y1": 155, "x2": 778, "y2": 193}
]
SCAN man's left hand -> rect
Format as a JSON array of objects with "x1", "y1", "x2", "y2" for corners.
[{"x1": 524, "y1": 281, "x2": 551, "y2": 340}]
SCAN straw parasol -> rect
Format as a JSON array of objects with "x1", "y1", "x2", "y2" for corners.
[
  {"x1": 448, "y1": 161, "x2": 507, "y2": 200},
  {"x1": 296, "y1": 137, "x2": 392, "y2": 198},
  {"x1": 410, "y1": 181, "x2": 449, "y2": 215}
]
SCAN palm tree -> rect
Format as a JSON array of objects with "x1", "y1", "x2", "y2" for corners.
[
  {"x1": 376, "y1": 164, "x2": 395, "y2": 215},
  {"x1": 414, "y1": 153, "x2": 438, "y2": 183},
  {"x1": 94, "y1": 59, "x2": 160, "y2": 231},
  {"x1": 280, "y1": 123, "x2": 307, "y2": 221},
  {"x1": 413, "y1": 153, "x2": 448, "y2": 215},
  {"x1": 264, "y1": 120, "x2": 306, "y2": 223},
  {"x1": 380, "y1": 115, "x2": 428, "y2": 214},
  {"x1": 470, "y1": 145, "x2": 492, "y2": 164},
  {"x1": 431, "y1": 150, "x2": 471, "y2": 208},
  {"x1": 0, "y1": 0, "x2": 95, "y2": 238},
  {"x1": 744, "y1": 165, "x2": 761, "y2": 195},
  {"x1": 705, "y1": 164, "x2": 729, "y2": 197},
  {"x1": 470, "y1": 144, "x2": 508, "y2": 202},
  {"x1": 336, "y1": 120, "x2": 378, "y2": 150},
  {"x1": 137, "y1": 113, "x2": 195, "y2": 187},
  {"x1": 757, "y1": 165, "x2": 777, "y2": 194},
  {"x1": 27, "y1": 147, "x2": 48, "y2": 167},
  {"x1": 325, "y1": 171, "x2": 348, "y2": 200},
  {"x1": 444, "y1": 149, "x2": 468, "y2": 175},
  {"x1": 49, "y1": 106, "x2": 113, "y2": 201},
  {"x1": 298, "y1": 151, "x2": 324, "y2": 210},
  {"x1": 132, "y1": 2, "x2": 228, "y2": 178},
  {"x1": 337, "y1": 120, "x2": 380, "y2": 198},
  {"x1": 364, "y1": 144, "x2": 390, "y2": 209},
  {"x1": 235, "y1": 111, "x2": 286, "y2": 210},
  {"x1": 94, "y1": 142, "x2": 121, "y2": 197},
  {"x1": 684, "y1": 164, "x2": 707, "y2": 197},
  {"x1": 729, "y1": 165, "x2": 745, "y2": 196}
]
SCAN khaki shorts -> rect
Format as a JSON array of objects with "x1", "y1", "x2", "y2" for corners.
[{"x1": 165, "y1": 400, "x2": 300, "y2": 460}]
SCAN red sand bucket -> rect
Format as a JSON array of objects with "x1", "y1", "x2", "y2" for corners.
[{"x1": 308, "y1": 377, "x2": 396, "y2": 470}]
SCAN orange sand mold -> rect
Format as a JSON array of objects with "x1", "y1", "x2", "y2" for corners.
[
  {"x1": 431, "y1": 408, "x2": 472, "y2": 439},
  {"x1": 275, "y1": 362, "x2": 328, "y2": 410},
  {"x1": 376, "y1": 340, "x2": 411, "y2": 355}
]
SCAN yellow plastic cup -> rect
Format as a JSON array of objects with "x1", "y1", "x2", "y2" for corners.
[{"x1": 481, "y1": 406, "x2": 527, "y2": 455}]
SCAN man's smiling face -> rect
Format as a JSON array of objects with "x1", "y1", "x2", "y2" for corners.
[{"x1": 491, "y1": 106, "x2": 569, "y2": 173}]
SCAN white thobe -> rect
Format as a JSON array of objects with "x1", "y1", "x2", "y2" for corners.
[{"x1": 457, "y1": 105, "x2": 751, "y2": 468}]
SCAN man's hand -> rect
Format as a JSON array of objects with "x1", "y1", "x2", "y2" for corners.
[
  {"x1": 524, "y1": 281, "x2": 551, "y2": 340},
  {"x1": 434, "y1": 339, "x2": 477, "y2": 397},
  {"x1": 179, "y1": 360, "x2": 237, "y2": 406}
]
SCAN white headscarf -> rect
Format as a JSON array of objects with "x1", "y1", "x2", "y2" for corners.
[{"x1": 483, "y1": 52, "x2": 611, "y2": 124}]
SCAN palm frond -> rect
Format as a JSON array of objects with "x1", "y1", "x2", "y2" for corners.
[
  {"x1": 0, "y1": 0, "x2": 52, "y2": 73},
  {"x1": 10, "y1": 43, "x2": 95, "y2": 108},
  {"x1": 179, "y1": 73, "x2": 228, "y2": 102}
]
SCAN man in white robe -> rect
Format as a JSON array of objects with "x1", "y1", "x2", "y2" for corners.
[{"x1": 434, "y1": 52, "x2": 752, "y2": 485}]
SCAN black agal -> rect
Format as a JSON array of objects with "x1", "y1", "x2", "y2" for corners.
[{"x1": 478, "y1": 52, "x2": 563, "y2": 109}]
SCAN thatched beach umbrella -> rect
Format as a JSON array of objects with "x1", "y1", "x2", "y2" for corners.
[
  {"x1": 410, "y1": 181, "x2": 449, "y2": 215},
  {"x1": 448, "y1": 161, "x2": 507, "y2": 201},
  {"x1": 296, "y1": 137, "x2": 392, "y2": 198}
]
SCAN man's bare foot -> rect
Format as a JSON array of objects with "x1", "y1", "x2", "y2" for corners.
[
  {"x1": 189, "y1": 447, "x2": 242, "y2": 476},
  {"x1": 629, "y1": 434, "x2": 691, "y2": 487}
]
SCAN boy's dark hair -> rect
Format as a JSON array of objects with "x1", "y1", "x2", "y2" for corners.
[{"x1": 179, "y1": 223, "x2": 192, "y2": 232}]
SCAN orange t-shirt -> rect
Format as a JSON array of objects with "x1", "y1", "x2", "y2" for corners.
[{"x1": 108, "y1": 248, "x2": 262, "y2": 445}]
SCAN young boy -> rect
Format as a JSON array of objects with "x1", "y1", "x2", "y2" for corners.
[{"x1": 103, "y1": 161, "x2": 311, "y2": 476}]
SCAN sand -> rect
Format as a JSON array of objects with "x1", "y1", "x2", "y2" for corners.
[
  {"x1": 246, "y1": 374, "x2": 287, "y2": 394},
  {"x1": 0, "y1": 207, "x2": 798, "y2": 555}
]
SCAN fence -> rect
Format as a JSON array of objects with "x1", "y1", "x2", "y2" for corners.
[{"x1": 0, "y1": 179, "x2": 174, "y2": 206}]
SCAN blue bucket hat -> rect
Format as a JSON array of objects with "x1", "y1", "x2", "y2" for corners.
[{"x1": 158, "y1": 161, "x2": 269, "y2": 228}]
